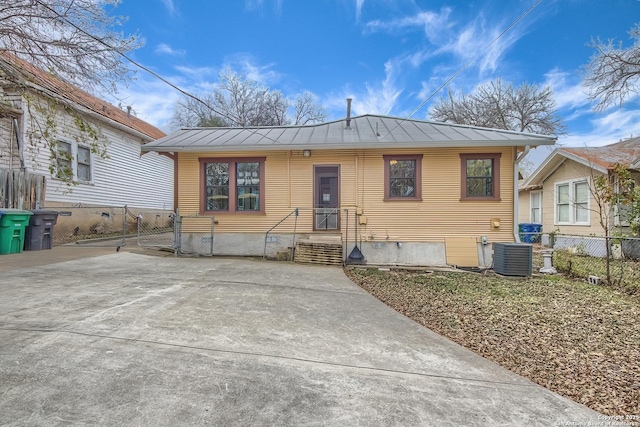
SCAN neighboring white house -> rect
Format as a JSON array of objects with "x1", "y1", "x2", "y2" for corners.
[{"x1": 0, "y1": 52, "x2": 173, "y2": 210}]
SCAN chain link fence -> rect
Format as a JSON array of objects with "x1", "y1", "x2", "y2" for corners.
[
  {"x1": 136, "y1": 209, "x2": 175, "y2": 249},
  {"x1": 174, "y1": 215, "x2": 215, "y2": 256},
  {"x1": 49, "y1": 205, "x2": 128, "y2": 248},
  {"x1": 47, "y1": 205, "x2": 215, "y2": 257},
  {"x1": 549, "y1": 233, "x2": 640, "y2": 295}
]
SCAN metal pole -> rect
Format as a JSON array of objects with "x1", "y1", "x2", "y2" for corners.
[
  {"x1": 174, "y1": 208, "x2": 180, "y2": 257},
  {"x1": 210, "y1": 216, "x2": 215, "y2": 256},
  {"x1": 291, "y1": 208, "x2": 298, "y2": 261}
]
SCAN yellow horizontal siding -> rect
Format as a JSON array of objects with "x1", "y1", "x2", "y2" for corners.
[
  {"x1": 541, "y1": 159, "x2": 605, "y2": 235},
  {"x1": 177, "y1": 147, "x2": 516, "y2": 240}
]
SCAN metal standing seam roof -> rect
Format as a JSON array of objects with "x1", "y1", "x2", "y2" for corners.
[{"x1": 141, "y1": 115, "x2": 557, "y2": 153}]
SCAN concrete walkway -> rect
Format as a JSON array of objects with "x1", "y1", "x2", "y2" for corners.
[{"x1": 0, "y1": 251, "x2": 600, "y2": 426}]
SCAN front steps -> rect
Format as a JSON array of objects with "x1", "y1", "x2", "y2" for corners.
[{"x1": 294, "y1": 235, "x2": 343, "y2": 266}]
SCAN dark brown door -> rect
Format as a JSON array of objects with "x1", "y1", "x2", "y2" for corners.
[{"x1": 314, "y1": 166, "x2": 339, "y2": 230}]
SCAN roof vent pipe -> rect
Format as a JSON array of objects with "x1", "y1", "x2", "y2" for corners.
[{"x1": 346, "y1": 98, "x2": 352, "y2": 128}]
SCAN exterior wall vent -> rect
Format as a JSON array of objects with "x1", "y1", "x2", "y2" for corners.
[{"x1": 493, "y1": 243, "x2": 533, "y2": 277}]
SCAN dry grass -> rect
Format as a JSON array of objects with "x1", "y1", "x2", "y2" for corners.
[{"x1": 345, "y1": 267, "x2": 640, "y2": 416}]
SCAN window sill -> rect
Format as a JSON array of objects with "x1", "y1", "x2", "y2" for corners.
[
  {"x1": 460, "y1": 197, "x2": 502, "y2": 202},
  {"x1": 200, "y1": 210, "x2": 265, "y2": 216},
  {"x1": 383, "y1": 198, "x2": 423, "y2": 202},
  {"x1": 555, "y1": 223, "x2": 591, "y2": 226}
]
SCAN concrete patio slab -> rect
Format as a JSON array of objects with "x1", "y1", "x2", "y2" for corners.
[{"x1": 0, "y1": 252, "x2": 600, "y2": 426}]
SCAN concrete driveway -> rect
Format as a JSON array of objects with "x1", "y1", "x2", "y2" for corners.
[{"x1": 0, "y1": 251, "x2": 599, "y2": 426}]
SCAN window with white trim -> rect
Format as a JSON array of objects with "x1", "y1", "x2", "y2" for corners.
[
  {"x1": 555, "y1": 179, "x2": 590, "y2": 225},
  {"x1": 55, "y1": 140, "x2": 93, "y2": 182},
  {"x1": 530, "y1": 191, "x2": 542, "y2": 223}
]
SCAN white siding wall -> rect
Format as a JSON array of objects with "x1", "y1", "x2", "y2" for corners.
[
  {"x1": 0, "y1": 116, "x2": 20, "y2": 169},
  {"x1": 18, "y1": 94, "x2": 173, "y2": 210}
]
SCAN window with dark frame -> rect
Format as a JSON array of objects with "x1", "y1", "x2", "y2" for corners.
[
  {"x1": 460, "y1": 153, "x2": 501, "y2": 200},
  {"x1": 383, "y1": 155, "x2": 422, "y2": 200},
  {"x1": 201, "y1": 158, "x2": 264, "y2": 214}
]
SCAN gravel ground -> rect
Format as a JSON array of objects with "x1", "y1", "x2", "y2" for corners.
[{"x1": 345, "y1": 267, "x2": 640, "y2": 416}]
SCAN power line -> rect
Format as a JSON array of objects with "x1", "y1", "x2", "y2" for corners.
[
  {"x1": 32, "y1": 0, "x2": 285, "y2": 144},
  {"x1": 379, "y1": 0, "x2": 543, "y2": 141}
]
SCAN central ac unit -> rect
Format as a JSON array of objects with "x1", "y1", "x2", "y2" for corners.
[{"x1": 493, "y1": 243, "x2": 533, "y2": 277}]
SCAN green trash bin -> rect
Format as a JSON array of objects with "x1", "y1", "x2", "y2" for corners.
[{"x1": 0, "y1": 209, "x2": 33, "y2": 255}]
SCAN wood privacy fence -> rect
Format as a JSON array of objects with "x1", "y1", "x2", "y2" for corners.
[{"x1": 0, "y1": 169, "x2": 46, "y2": 209}]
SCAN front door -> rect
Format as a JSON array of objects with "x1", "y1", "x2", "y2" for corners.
[{"x1": 314, "y1": 165, "x2": 340, "y2": 230}]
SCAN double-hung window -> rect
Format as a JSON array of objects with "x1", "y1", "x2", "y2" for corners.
[
  {"x1": 55, "y1": 140, "x2": 92, "y2": 182},
  {"x1": 530, "y1": 191, "x2": 542, "y2": 223},
  {"x1": 555, "y1": 179, "x2": 590, "y2": 225},
  {"x1": 383, "y1": 155, "x2": 422, "y2": 200},
  {"x1": 460, "y1": 153, "x2": 501, "y2": 200},
  {"x1": 200, "y1": 157, "x2": 265, "y2": 214}
]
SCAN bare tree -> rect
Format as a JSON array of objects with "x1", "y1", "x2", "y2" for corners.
[
  {"x1": 583, "y1": 23, "x2": 640, "y2": 111},
  {"x1": 169, "y1": 93, "x2": 228, "y2": 129},
  {"x1": 0, "y1": 0, "x2": 139, "y2": 94},
  {"x1": 429, "y1": 79, "x2": 565, "y2": 135},
  {"x1": 292, "y1": 91, "x2": 327, "y2": 125},
  {"x1": 171, "y1": 69, "x2": 327, "y2": 130}
]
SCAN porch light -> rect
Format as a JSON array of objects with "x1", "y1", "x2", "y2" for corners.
[{"x1": 303, "y1": 150, "x2": 311, "y2": 157}]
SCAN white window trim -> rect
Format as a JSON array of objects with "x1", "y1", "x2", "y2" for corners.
[
  {"x1": 554, "y1": 177, "x2": 590, "y2": 226},
  {"x1": 55, "y1": 140, "x2": 94, "y2": 184},
  {"x1": 530, "y1": 190, "x2": 542, "y2": 223}
]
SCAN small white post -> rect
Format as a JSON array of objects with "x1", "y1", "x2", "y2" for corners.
[{"x1": 539, "y1": 249, "x2": 556, "y2": 274}]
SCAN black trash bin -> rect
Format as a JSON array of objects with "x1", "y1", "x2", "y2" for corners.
[{"x1": 24, "y1": 210, "x2": 59, "y2": 251}]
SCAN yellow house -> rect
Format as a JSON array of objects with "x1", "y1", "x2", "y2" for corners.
[
  {"x1": 519, "y1": 138, "x2": 640, "y2": 255},
  {"x1": 142, "y1": 114, "x2": 555, "y2": 267}
]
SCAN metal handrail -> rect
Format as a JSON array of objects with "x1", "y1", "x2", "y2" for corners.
[
  {"x1": 314, "y1": 207, "x2": 339, "y2": 229},
  {"x1": 263, "y1": 208, "x2": 299, "y2": 259}
]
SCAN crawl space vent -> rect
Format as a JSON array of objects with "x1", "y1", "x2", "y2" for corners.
[{"x1": 493, "y1": 243, "x2": 533, "y2": 277}]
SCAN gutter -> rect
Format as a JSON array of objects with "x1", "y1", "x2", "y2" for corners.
[{"x1": 514, "y1": 145, "x2": 531, "y2": 243}]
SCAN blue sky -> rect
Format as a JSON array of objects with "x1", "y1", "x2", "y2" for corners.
[{"x1": 112, "y1": 0, "x2": 640, "y2": 166}]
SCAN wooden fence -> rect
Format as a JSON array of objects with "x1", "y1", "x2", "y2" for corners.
[{"x1": 0, "y1": 169, "x2": 46, "y2": 209}]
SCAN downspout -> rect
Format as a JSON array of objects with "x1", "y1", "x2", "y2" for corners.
[{"x1": 513, "y1": 145, "x2": 530, "y2": 243}]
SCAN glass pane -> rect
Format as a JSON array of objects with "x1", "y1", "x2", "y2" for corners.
[
  {"x1": 575, "y1": 203, "x2": 588, "y2": 222},
  {"x1": 237, "y1": 186, "x2": 260, "y2": 211},
  {"x1": 389, "y1": 160, "x2": 415, "y2": 178},
  {"x1": 205, "y1": 162, "x2": 229, "y2": 211},
  {"x1": 78, "y1": 147, "x2": 91, "y2": 165},
  {"x1": 466, "y1": 159, "x2": 493, "y2": 197},
  {"x1": 390, "y1": 178, "x2": 415, "y2": 197},
  {"x1": 466, "y1": 159, "x2": 492, "y2": 177},
  {"x1": 531, "y1": 207, "x2": 540, "y2": 223},
  {"x1": 558, "y1": 204, "x2": 569, "y2": 222},
  {"x1": 574, "y1": 182, "x2": 588, "y2": 203},
  {"x1": 557, "y1": 184, "x2": 569, "y2": 204},
  {"x1": 77, "y1": 164, "x2": 91, "y2": 181},
  {"x1": 467, "y1": 177, "x2": 492, "y2": 197},
  {"x1": 57, "y1": 141, "x2": 71, "y2": 154}
]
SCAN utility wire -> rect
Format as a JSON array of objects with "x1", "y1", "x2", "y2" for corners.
[
  {"x1": 379, "y1": 0, "x2": 543, "y2": 141},
  {"x1": 33, "y1": 0, "x2": 285, "y2": 144}
]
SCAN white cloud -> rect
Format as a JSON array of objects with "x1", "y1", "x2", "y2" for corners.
[
  {"x1": 114, "y1": 77, "x2": 182, "y2": 132},
  {"x1": 543, "y1": 69, "x2": 590, "y2": 111},
  {"x1": 356, "y1": 0, "x2": 365, "y2": 21},
  {"x1": 328, "y1": 58, "x2": 404, "y2": 116},
  {"x1": 245, "y1": 0, "x2": 283, "y2": 13},
  {"x1": 222, "y1": 54, "x2": 282, "y2": 86},
  {"x1": 160, "y1": 0, "x2": 176, "y2": 15},
  {"x1": 155, "y1": 43, "x2": 186, "y2": 57}
]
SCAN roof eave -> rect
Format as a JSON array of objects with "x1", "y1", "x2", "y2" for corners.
[{"x1": 141, "y1": 138, "x2": 555, "y2": 153}]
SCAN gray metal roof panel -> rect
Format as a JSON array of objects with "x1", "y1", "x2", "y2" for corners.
[{"x1": 142, "y1": 114, "x2": 556, "y2": 152}]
